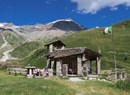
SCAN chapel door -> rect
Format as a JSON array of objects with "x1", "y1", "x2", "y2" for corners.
[
  {"x1": 68, "y1": 62, "x2": 77, "y2": 74},
  {"x1": 53, "y1": 61, "x2": 56, "y2": 75}
]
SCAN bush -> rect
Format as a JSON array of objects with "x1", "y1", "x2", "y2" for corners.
[{"x1": 116, "y1": 80, "x2": 130, "y2": 91}]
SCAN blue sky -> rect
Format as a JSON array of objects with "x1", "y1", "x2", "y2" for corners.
[{"x1": 0, "y1": 0, "x2": 130, "y2": 28}]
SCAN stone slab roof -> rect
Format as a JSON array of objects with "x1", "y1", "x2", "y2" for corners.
[
  {"x1": 44, "y1": 40, "x2": 66, "y2": 46},
  {"x1": 46, "y1": 47, "x2": 101, "y2": 60}
]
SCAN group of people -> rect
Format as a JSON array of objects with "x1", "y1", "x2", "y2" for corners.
[{"x1": 33, "y1": 67, "x2": 48, "y2": 77}]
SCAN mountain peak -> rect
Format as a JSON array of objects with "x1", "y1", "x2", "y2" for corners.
[
  {"x1": 50, "y1": 18, "x2": 73, "y2": 24},
  {"x1": 47, "y1": 18, "x2": 84, "y2": 31}
]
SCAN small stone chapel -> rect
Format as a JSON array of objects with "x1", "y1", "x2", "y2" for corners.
[{"x1": 44, "y1": 40, "x2": 101, "y2": 76}]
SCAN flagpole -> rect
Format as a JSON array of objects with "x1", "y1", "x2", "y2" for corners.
[
  {"x1": 93, "y1": 28, "x2": 101, "y2": 53},
  {"x1": 112, "y1": 28, "x2": 117, "y2": 82}
]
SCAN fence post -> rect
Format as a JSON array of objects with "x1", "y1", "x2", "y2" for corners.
[
  {"x1": 9, "y1": 69, "x2": 11, "y2": 75},
  {"x1": 15, "y1": 70, "x2": 17, "y2": 76}
]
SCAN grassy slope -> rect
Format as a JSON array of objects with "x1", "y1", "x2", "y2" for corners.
[
  {"x1": 2, "y1": 30, "x2": 25, "y2": 47},
  {"x1": 21, "y1": 48, "x2": 47, "y2": 68},
  {"x1": 0, "y1": 74, "x2": 129, "y2": 95},
  {"x1": 0, "y1": 33, "x2": 4, "y2": 58},
  {"x1": 0, "y1": 46, "x2": 12, "y2": 59},
  {"x1": 0, "y1": 33, "x2": 4, "y2": 46},
  {"x1": 58, "y1": 20, "x2": 130, "y2": 72},
  {"x1": 0, "y1": 30, "x2": 26, "y2": 58},
  {"x1": 10, "y1": 41, "x2": 41, "y2": 58},
  {"x1": 9, "y1": 41, "x2": 46, "y2": 68}
]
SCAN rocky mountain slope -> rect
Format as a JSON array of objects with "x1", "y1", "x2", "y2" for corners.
[{"x1": 0, "y1": 19, "x2": 84, "y2": 40}]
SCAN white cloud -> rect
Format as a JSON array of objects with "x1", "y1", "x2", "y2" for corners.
[{"x1": 70, "y1": 0, "x2": 130, "y2": 14}]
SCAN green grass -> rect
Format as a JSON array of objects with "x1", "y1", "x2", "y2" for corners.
[
  {"x1": 0, "y1": 73, "x2": 129, "y2": 95},
  {"x1": 21, "y1": 48, "x2": 47, "y2": 68},
  {"x1": 0, "y1": 75, "x2": 75, "y2": 95},
  {"x1": 0, "y1": 32, "x2": 4, "y2": 47},
  {"x1": 2, "y1": 30, "x2": 25, "y2": 47},
  {"x1": 9, "y1": 42, "x2": 46, "y2": 68},
  {"x1": 79, "y1": 80, "x2": 130, "y2": 95},
  {"x1": 10, "y1": 42, "x2": 41, "y2": 58},
  {"x1": 116, "y1": 80, "x2": 130, "y2": 91}
]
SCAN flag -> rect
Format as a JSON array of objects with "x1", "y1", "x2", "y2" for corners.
[{"x1": 103, "y1": 26, "x2": 112, "y2": 34}]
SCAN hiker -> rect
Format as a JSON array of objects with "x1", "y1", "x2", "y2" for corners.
[
  {"x1": 33, "y1": 69, "x2": 37, "y2": 76},
  {"x1": 35, "y1": 69, "x2": 40, "y2": 76},
  {"x1": 44, "y1": 66, "x2": 49, "y2": 76},
  {"x1": 40, "y1": 69, "x2": 44, "y2": 76}
]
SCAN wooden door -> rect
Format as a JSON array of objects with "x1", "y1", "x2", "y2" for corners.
[{"x1": 68, "y1": 62, "x2": 77, "y2": 74}]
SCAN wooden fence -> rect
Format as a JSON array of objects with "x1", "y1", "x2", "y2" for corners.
[{"x1": 7, "y1": 67, "x2": 27, "y2": 76}]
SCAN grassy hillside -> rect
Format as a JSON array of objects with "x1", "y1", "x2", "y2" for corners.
[
  {"x1": 21, "y1": 48, "x2": 47, "y2": 68},
  {"x1": 0, "y1": 32, "x2": 13, "y2": 59},
  {"x1": 0, "y1": 33, "x2": 4, "y2": 46},
  {"x1": 0, "y1": 33, "x2": 4, "y2": 58},
  {"x1": 9, "y1": 41, "x2": 46, "y2": 68},
  {"x1": 2, "y1": 30, "x2": 25, "y2": 47},
  {"x1": 59, "y1": 20, "x2": 130, "y2": 72},
  {"x1": 10, "y1": 41, "x2": 41, "y2": 58},
  {"x1": 115, "y1": 20, "x2": 130, "y2": 28},
  {"x1": 0, "y1": 46, "x2": 12, "y2": 59}
]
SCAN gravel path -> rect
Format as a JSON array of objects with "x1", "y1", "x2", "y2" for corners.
[
  {"x1": 0, "y1": 32, "x2": 9, "y2": 49},
  {"x1": 0, "y1": 32, "x2": 13, "y2": 62}
]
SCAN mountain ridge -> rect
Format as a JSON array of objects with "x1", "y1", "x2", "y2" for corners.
[{"x1": 0, "y1": 19, "x2": 85, "y2": 40}]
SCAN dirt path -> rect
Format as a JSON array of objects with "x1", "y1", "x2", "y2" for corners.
[
  {"x1": 0, "y1": 49, "x2": 14, "y2": 62},
  {"x1": 0, "y1": 32, "x2": 13, "y2": 62},
  {"x1": 0, "y1": 32, "x2": 9, "y2": 49}
]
